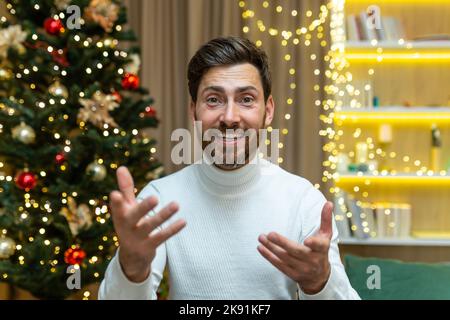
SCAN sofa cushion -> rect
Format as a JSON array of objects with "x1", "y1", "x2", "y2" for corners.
[{"x1": 344, "y1": 254, "x2": 450, "y2": 300}]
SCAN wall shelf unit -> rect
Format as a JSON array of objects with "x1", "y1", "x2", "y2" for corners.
[{"x1": 327, "y1": 0, "x2": 450, "y2": 263}]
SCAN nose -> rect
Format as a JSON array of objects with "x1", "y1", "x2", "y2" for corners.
[{"x1": 220, "y1": 102, "x2": 240, "y2": 128}]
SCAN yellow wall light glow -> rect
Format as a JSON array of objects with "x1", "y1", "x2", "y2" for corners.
[
  {"x1": 345, "y1": 0, "x2": 450, "y2": 4},
  {"x1": 345, "y1": 52, "x2": 450, "y2": 62},
  {"x1": 333, "y1": 110, "x2": 450, "y2": 125},
  {"x1": 335, "y1": 175, "x2": 450, "y2": 186}
]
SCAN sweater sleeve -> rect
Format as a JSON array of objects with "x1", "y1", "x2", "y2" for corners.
[
  {"x1": 297, "y1": 184, "x2": 361, "y2": 300},
  {"x1": 98, "y1": 183, "x2": 167, "y2": 300}
]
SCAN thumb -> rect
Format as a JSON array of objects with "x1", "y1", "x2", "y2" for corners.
[
  {"x1": 117, "y1": 166, "x2": 136, "y2": 204},
  {"x1": 319, "y1": 201, "x2": 333, "y2": 239}
]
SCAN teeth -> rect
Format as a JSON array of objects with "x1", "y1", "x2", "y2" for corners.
[
  {"x1": 225, "y1": 133, "x2": 243, "y2": 137},
  {"x1": 222, "y1": 134, "x2": 244, "y2": 140}
]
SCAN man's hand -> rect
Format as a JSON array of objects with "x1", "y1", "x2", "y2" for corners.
[
  {"x1": 257, "y1": 201, "x2": 334, "y2": 295},
  {"x1": 110, "y1": 166, "x2": 186, "y2": 283}
]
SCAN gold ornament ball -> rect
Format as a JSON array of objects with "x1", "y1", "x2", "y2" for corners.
[
  {"x1": 0, "y1": 236, "x2": 16, "y2": 259},
  {"x1": 48, "y1": 81, "x2": 69, "y2": 99},
  {"x1": 11, "y1": 122, "x2": 36, "y2": 144},
  {"x1": 0, "y1": 67, "x2": 13, "y2": 80},
  {"x1": 86, "y1": 162, "x2": 107, "y2": 181}
]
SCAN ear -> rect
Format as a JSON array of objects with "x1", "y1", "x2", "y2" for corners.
[{"x1": 264, "y1": 95, "x2": 275, "y2": 127}]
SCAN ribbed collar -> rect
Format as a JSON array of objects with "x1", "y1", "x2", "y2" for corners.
[{"x1": 194, "y1": 155, "x2": 263, "y2": 197}]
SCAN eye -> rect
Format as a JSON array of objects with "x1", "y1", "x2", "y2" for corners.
[
  {"x1": 206, "y1": 96, "x2": 222, "y2": 106},
  {"x1": 240, "y1": 96, "x2": 254, "y2": 105}
]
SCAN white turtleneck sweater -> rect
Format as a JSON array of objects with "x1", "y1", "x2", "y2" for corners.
[{"x1": 98, "y1": 159, "x2": 360, "y2": 300}]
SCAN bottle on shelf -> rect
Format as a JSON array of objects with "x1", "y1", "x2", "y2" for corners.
[
  {"x1": 373, "y1": 96, "x2": 379, "y2": 109},
  {"x1": 377, "y1": 124, "x2": 393, "y2": 172},
  {"x1": 430, "y1": 124, "x2": 442, "y2": 172}
]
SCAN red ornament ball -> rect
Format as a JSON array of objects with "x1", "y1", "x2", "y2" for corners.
[
  {"x1": 55, "y1": 152, "x2": 66, "y2": 165},
  {"x1": 121, "y1": 73, "x2": 139, "y2": 90},
  {"x1": 145, "y1": 106, "x2": 157, "y2": 118},
  {"x1": 64, "y1": 247, "x2": 87, "y2": 265},
  {"x1": 15, "y1": 172, "x2": 37, "y2": 190},
  {"x1": 44, "y1": 17, "x2": 64, "y2": 35}
]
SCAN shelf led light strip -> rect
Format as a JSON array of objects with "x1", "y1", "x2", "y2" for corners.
[
  {"x1": 345, "y1": 52, "x2": 450, "y2": 62},
  {"x1": 333, "y1": 110, "x2": 450, "y2": 124},
  {"x1": 335, "y1": 175, "x2": 450, "y2": 186},
  {"x1": 345, "y1": 0, "x2": 450, "y2": 4}
]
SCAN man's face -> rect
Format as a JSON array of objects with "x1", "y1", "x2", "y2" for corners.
[{"x1": 190, "y1": 63, "x2": 275, "y2": 170}]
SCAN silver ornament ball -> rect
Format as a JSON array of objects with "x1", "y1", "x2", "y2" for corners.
[
  {"x1": 86, "y1": 162, "x2": 107, "y2": 181},
  {"x1": 0, "y1": 236, "x2": 16, "y2": 259}
]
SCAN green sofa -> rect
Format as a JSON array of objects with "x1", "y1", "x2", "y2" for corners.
[{"x1": 344, "y1": 255, "x2": 450, "y2": 300}]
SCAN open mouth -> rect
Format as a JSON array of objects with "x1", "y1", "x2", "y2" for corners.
[{"x1": 218, "y1": 133, "x2": 246, "y2": 145}]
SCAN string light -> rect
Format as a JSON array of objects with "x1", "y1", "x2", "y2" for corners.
[{"x1": 239, "y1": 1, "x2": 332, "y2": 183}]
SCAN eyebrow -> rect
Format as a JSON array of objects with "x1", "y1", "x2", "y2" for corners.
[{"x1": 202, "y1": 86, "x2": 258, "y2": 94}]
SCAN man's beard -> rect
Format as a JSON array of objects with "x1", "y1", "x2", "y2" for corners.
[{"x1": 195, "y1": 112, "x2": 266, "y2": 170}]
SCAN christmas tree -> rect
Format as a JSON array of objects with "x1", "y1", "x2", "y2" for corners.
[{"x1": 0, "y1": 0, "x2": 163, "y2": 299}]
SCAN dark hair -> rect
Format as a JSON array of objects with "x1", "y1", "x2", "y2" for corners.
[{"x1": 187, "y1": 36, "x2": 272, "y2": 103}]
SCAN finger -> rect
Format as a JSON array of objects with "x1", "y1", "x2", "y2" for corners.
[
  {"x1": 319, "y1": 201, "x2": 333, "y2": 239},
  {"x1": 127, "y1": 195, "x2": 159, "y2": 226},
  {"x1": 265, "y1": 232, "x2": 311, "y2": 260},
  {"x1": 116, "y1": 166, "x2": 136, "y2": 204},
  {"x1": 109, "y1": 190, "x2": 127, "y2": 220},
  {"x1": 257, "y1": 244, "x2": 295, "y2": 278},
  {"x1": 136, "y1": 201, "x2": 180, "y2": 235},
  {"x1": 149, "y1": 218, "x2": 187, "y2": 246},
  {"x1": 258, "y1": 234, "x2": 298, "y2": 268},
  {"x1": 304, "y1": 236, "x2": 330, "y2": 253}
]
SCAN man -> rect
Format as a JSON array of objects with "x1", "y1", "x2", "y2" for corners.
[{"x1": 99, "y1": 37, "x2": 360, "y2": 300}]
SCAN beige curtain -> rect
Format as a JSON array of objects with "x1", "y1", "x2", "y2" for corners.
[
  {"x1": 124, "y1": 0, "x2": 243, "y2": 174},
  {"x1": 125, "y1": 0, "x2": 328, "y2": 185}
]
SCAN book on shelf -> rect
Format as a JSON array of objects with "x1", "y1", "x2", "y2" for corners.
[
  {"x1": 382, "y1": 16, "x2": 406, "y2": 42},
  {"x1": 345, "y1": 194, "x2": 370, "y2": 239},
  {"x1": 361, "y1": 202, "x2": 377, "y2": 237},
  {"x1": 346, "y1": 14, "x2": 360, "y2": 43},
  {"x1": 358, "y1": 11, "x2": 378, "y2": 42},
  {"x1": 397, "y1": 204, "x2": 412, "y2": 238},
  {"x1": 333, "y1": 191, "x2": 412, "y2": 240},
  {"x1": 346, "y1": 13, "x2": 405, "y2": 42}
]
